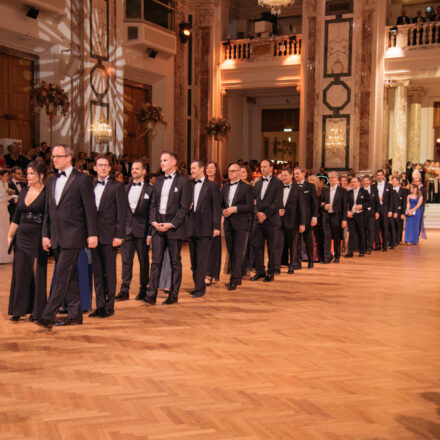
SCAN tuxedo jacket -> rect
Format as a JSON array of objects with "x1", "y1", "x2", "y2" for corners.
[
  {"x1": 391, "y1": 187, "x2": 407, "y2": 216},
  {"x1": 121, "y1": 161, "x2": 132, "y2": 177},
  {"x1": 372, "y1": 182, "x2": 394, "y2": 212},
  {"x1": 221, "y1": 180, "x2": 254, "y2": 231},
  {"x1": 95, "y1": 179, "x2": 127, "y2": 244},
  {"x1": 321, "y1": 186, "x2": 348, "y2": 221},
  {"x1": 347, "y1": 188, "x2": 370, "y2": 213},
  {"x1": 43, "y1": 169, "x2": 98, "y2": 249},
  {"x1": 363, "y1": 186, "x2": 379, "y2": 215},
  {"x1": 186, "y1": 179, "x2": 222, "y2": 237},
  {"x1": 125, "y1": 181, "x2": 153, "y2": 239},
  {"x1": 296, "y1": 181, "x2": 319, "y2": 222},
  {"x1": 254, "y1": 176, "x2": 283, "y2": 227},
  {"x1": 149, "y1": 173, "x2": 191, "y2": 240},
  {"x1": 282, "y1": 184, "x2": 306, "y2": 230}
]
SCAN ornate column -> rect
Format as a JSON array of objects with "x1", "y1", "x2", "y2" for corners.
[
  {"x1": 407, "y1": 87, "x2": 424, "y2": 164},
  {"x1": 391, "y1": 79, "x2": 409, "y2": 173}
]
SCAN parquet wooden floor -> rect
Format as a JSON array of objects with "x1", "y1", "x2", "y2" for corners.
[{"x1": 0, "y1": 232, "x2": 439, "y2": 440}]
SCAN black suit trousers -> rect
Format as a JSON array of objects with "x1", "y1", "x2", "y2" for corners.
[
  {"x1": 189, "y1": 236, "x2": 212, "y2": 294},
  {"x1": 375, "y1": 205, "x2": 391, "y2": 249},
  {"x1": 348, "y1": 214, "x2": 366, "y2": 254},
  {"x1": 323, "y1": 213, "x2": 342, "y2": 261},
  {"x1": 147, "y1": 233, "x2": 182, "y2": 301},
  {"x1": 365, "y1": 212, "x2": 376, "y2": 251},
  {"x1": 224, "y1": 223, "x2": 248, "y2": 285},
  {"x1": 120, "y1": 237, "x2": 149, "y2": 295},
  {"x1": 41, "y1": 248, "x2": 81, "y2": 322},
  {"x1": 277, "y1": 225, "x2": 297, "y2": 270},
  {"x1": 295, "y1": 225, "x2": 314, "y2": 267},
  {"x1": 92, "y1": 244, "x2": 118, "y2": 311},
  {"x1": 253, "y1": 222, "x2": 279, "y2": 275},
  {"x1": 394, "y1": 217, "x2": 404, "y2": 244}
]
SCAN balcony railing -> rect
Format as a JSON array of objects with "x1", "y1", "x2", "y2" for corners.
[
  {"x1": 386, "y1": 23, "x2": 440, "y2": 50},
  {"x1": 222, "y1": 35, "x2": 302, "y2": 62}
]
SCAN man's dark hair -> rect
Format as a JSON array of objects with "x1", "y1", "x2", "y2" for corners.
[
  {"x1": 281, "y1": 166, "x2": 293, "y2": 175},
  {"x1": 294, "y1": 166, "x2": 305, "y2": 173},
  {"x1": 260, "y1": 159, "x2": 273, "y2": 167},
  {"x1": 376, "y1": 169, "x2": 384, "y2": 175},
  {"x1": 132, "y1": 159, "x2": 146, "y2": 170},
  {"x1": 161, "y1": 150, "x2": 178, "y2": 161},
  {"x1": 191, "y1": 160, "x2": 205, "y2": 168},
  {"x1": 94, "y1": 154, "x2": 110, "y2": 165}
]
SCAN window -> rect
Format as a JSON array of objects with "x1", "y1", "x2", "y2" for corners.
[{"x1": 126, "y1": 0, "x2": 175, "y2": 31}]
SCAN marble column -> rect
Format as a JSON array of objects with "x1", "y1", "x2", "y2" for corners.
[
  {"x1": 391, "y1": 80, "x2": 409, "y2": 173},
  {"x1": 407, "y1": 88, "x2": 424, "y2": 164}
]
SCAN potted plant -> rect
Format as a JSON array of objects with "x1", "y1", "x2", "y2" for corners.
[
  {"x1": 137, "y1": 102, "x2": 166, "y2": 131},
  {"x1": 31, "y1": 81, "x2": 70, "y2": 117},
  {"x1": 206, "y1": 118, "x2": 231, "y2": 140}
]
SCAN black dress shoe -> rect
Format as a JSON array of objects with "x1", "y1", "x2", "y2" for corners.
[
  {"x1": 273, "y1": 270, "x2": 281, "y2": 275},
  {"x1": 308, "y1": 262, "x2": 314, "y2": 269},
  {"x1": 225, "y1": 283, "x2": 237, "y2": 291},
  {"x1": 344, "y1": 253, "x2": 353, "y2": 258},
  {"x1": 374, "y1": 248, "x2": 381, "y2": 251},
  {"x1": 100, "y1": 309, "x2": 114, "y2": 318},
  {"x1": 366, "y1": 250, "x2": 371, "y2": 255},
  {"x1": 115, "y1": 292, "x2": 129, "y2": 301},
  {"x1": 192, "y1": 291, "x2": 205, "y2": 298},
  {"x1": 135, "y1": 293, "x2": 146, "y2": 300},
  {"x1": 333, "y1": 257, "x2": 340, "y2": 263},
  {"x1": 382, "y1": 248, "x2": 388, "y2": 252},
  {"x1": 162, "y1": 297, "x2": 178, "y2": 305},
  {"x1": 263, "y1": 273, "x2": 274, "y2": 282},
  {"x1": 54, "y1": 318, "x2": 83, "y2": 326},
  {"x1": 359, "y1": 252, "x2": 365, "y2": 257},
  {"x1": 249, "y1": 274, "x2": 266, "y2": 281},
  {"x1": 293, "y1": 265, "x2": 302, "y2": 270},
  {"x1": 321, "y1": 260, "x2": 331, "y2": 264},
  {"x1": 89, "y1": 308, "x2": 105, "y2": 318},
  {"x1": 390, "y1": 245, "x2": 394, "y2": 250},
  {"x1": 36, "y1": 319, "x2": 53, "y2": 330},
  {"x1": 287, "y1": 268, "x2": 295, "y2": 274},
  {"x1": 58, "y1": 308, "x2": 68, "y2": 314},
  {"x1": 9, "y1": 315, "x2": 20, "y2": 321},
  {"x1": 28, "y1": 315, "x2": 36, "y2": 322},
  {"x1": 143, "y1": 296, "x2": 156, "y2": 305}
]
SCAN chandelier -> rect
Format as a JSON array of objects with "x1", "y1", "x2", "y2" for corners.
[{"x1": 258, "y1": 0, "x2": 294, "y2": 15}]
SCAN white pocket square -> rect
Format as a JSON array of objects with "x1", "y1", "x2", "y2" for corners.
[
  {"x1": 174, "y1": 187, "x2": 179, "y2": 192},
  {"x1": 144, "y1": 194, "x2": 149, "y2": 199},
  {"x1": 304, "y1": 190, "x2": 309, "y2": 193}
]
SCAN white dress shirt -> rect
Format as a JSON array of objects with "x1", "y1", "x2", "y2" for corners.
[
  {"x1": 54, "y1": 166, "x2": 73, "y2": 206},
  {"x1": 283, "y1": 184, "x2": 291, "y2": 207},
  {"x1": 128, "y1": 181, "x2": 143, "y2": 213},
  {"x1": 228, "y1": 180, "x2": 239, "y2": 207},
  {"x1": 12, "y1": 179, "x2": 22, "y2": 193},
  {"x1": 393, "y1": 185, "x2": 400, "y2": 193},
  {"x1": 193, "y1": 176, "x2": 205, "y2": 211},
  {"x1": 94, "y1": 176, "x2": 108, "y2": 209},
  {"x1": 377, "y1": 181, "x2": 385, "y2": 203},
  {"x1": 352, "y1": 188, "x2": 359, "y2": 212},
  {"x1": 159, "y1": 172, "x2": 176, "y2": 215},
  {"x1": 329, "y1": 185, "x2": 337, "y2": 212},
  {"x1": 260, "y1": 175, "x2": 272, "y2": 199},
  {"x1": 365, "y1": 186, "x2": 371, "y2": 194}
]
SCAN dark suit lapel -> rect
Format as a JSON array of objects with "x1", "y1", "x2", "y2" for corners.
[
  {"x1": 98, "y1": 179, "x2": 112, "y2": 211},
  {"x1": 57, "y1": 170, "x2": 79, "y2": 206},
  {"x1": 231, "y1": 181, "x2": 243, "y2": 206},
  {"x1": 195, "y1": 180, "x2": 209, "y2": 212},
  {"x1": 166, "y1": 174, "x2": 180, "y2": 212},
  {"x1": 134, "y1": 182, "x2": 148, "y2": 213}
]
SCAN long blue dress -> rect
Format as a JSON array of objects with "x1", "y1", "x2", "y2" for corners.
[{"x1": 404, "y1": 197, "x2": 422, "y2": 244}]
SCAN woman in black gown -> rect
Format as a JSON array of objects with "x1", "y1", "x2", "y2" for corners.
[{"x1": 7, "y1": 161, "x2": 47, "y2": 321}]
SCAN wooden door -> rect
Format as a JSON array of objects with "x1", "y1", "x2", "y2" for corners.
[
  {"x1": 0, "y1": 53, "x2": 33, "y2": 151},
  {"x1": 123, "y1": 81, "x2": 151, "y2": 157}
]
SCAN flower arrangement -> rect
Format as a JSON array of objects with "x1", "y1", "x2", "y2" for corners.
[
  {"x1": 206, "y1": 118, "x2": 231, "y2": 137},
  {"x1": 30, "y1": 81, "x2": 70, "y2": 117},
  {"x1": 137, "y1": 102, "x2": 166, "y2": 124}
]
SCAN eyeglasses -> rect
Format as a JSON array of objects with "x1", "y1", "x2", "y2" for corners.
[
  {"x1": 228, "y1": 169, "x2": 240, "y2": 173},
  {"x1": 51, "y1": 155, "x2": 68, "y2": 159}
]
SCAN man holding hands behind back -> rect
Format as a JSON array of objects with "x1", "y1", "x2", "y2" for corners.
[{"x1": 38, "y1": 145, "x2": 98, "y2": 330}]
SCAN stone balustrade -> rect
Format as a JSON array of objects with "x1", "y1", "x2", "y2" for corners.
[
  {"x1": 222, "y1": 35, "x2": 302, "y2": 62},
  {"x1": 386, "y1": 23, "x2": 440, "y2": 50}
]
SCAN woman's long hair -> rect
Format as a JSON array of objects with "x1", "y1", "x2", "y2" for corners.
[
  {"x1": 27, "y1": 161, "x2": 48, "y2": 185},
  {"x1": 207, "y1": 161, "x2": 222, "y2": 186},
  {"x1": 241, "y1": 165, "x2": 253, "y2": 184}
]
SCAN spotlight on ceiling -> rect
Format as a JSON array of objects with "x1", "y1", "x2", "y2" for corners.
[
  {"x1": 146, "y1": 48, "x2": 158, "y2": 59},
  {"x1": 179, "y1": 22, "x2": 192, "y2": 44},
  {"x1": 25, "y1": 6, "x2": 39, "y2": 19}
]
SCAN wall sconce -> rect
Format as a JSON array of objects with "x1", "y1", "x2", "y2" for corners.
[{"x1": 179, "y1": 22, "x2": 192, "y2": 43}]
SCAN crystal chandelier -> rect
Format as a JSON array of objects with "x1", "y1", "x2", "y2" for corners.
[{"x1": 258, "y1": 0, "x2": 294, "y2": 15}]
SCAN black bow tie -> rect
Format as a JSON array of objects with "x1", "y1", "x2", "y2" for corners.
[
  {"x1": 132, "y1": 182, "x2": 142, "y2": 187},
  {"x1": 262, "y1": 178, "x2": 270, "y2": 182},
  {"x1": 164, "y1": 175, "x2": 173, "y2": 180},
  {"x1": 96, "y1": 180, "x2": 105, "y2": 186},
  {"x1": 193, "y1": 180, "x2": 202, "y2": 184},
  {"x1": 56, "y1": 171, "x2": 66, "y2": 178},
  {"x1": 284, "y1": 185, "x2": 291, "y2": 189},
  {"x1": 230, "y1": 181, "x2": 239, "y2": 186}
]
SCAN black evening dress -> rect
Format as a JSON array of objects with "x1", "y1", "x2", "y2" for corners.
[{"x1": 8, "y1": 187, "x2": 47, "y2": 319}]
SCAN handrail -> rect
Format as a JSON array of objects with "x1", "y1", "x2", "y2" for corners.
[{"x1": 386, "y1": 22, "x2": 440, "y2": 49}]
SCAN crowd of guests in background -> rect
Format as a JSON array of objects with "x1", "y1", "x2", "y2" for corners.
[
  {"x1": 0, "y1": 142, "x2": 430, "y2": 330},
  {"x1": 396, "y1": 6, "x2": 440, "y2": 25}
]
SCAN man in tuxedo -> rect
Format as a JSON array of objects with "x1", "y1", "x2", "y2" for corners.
[
  {"x1": 362, "y1": 175, "x2": 379, "y2": 253},
  {"x1": 250, "y1": 160, "x2": 283, "y2": 282},
  {"x1": 116, "y1": 160, "x2": 153, "y2": 301},
  {"x1": 221, "y1": 163, "x2": 254, "y2": 290},
  {"x1": 346, "y1": 177, "x2": 369, "y2": 258},
  {"x1": 373, "y1": 169, "x2": 394, "y2": 251},
  {"x1": 412, "y1": 175, "x2": 427, "y2": 205},
  {"x1": 146, "y1": 151, "x2": 191, "y2": 305},
  {"x1": 8, "y1": 167, "x2": 26, "y2": 220},
  {"x1": 293, "y1": 167, "x2": 319, "y2": 269},
  {"x1": 276, "y1": 167, "x2": 306, "y2": 274},
  {"x1": 391, "y1": 176, "x2": 406, "y2": 246},
  {"x1": 89, "y1": 155, "x2": 127, "y2": 318},
  {"x1": 321, "y1": 171, "x2": 347, "y2": 263},
  {"x1": 121, "y1": 154, "x2": 132, "y2": 179},
  {"x1": 396, "y1": 9, "x2": 411, "y2": 25},
  {"x1": 187, "y1": 161, "x2": 222, "y2": 298},
  {"x1": 37, "y1": 145, "x2": 98, "y2": 330}
]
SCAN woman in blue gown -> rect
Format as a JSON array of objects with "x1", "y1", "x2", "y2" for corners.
[{"x1": 404, "y1": 184, "x2": 424, "y2": 245}]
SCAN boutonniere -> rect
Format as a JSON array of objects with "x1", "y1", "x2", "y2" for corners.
[
  {"x1": 144, "y1": 194, "x2": 149, "y2": 199},
  {"x1": 174, "y1": 187, "x2": 179, "y2": 192}
]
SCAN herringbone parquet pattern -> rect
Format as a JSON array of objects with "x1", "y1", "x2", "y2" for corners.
[{"x1": 0, "y1": 232, "x2": 439, "y2": 439}]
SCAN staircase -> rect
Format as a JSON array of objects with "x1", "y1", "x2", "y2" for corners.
[{"x1": 424, "y1": 204, "x2": 440, "y2": 229}]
